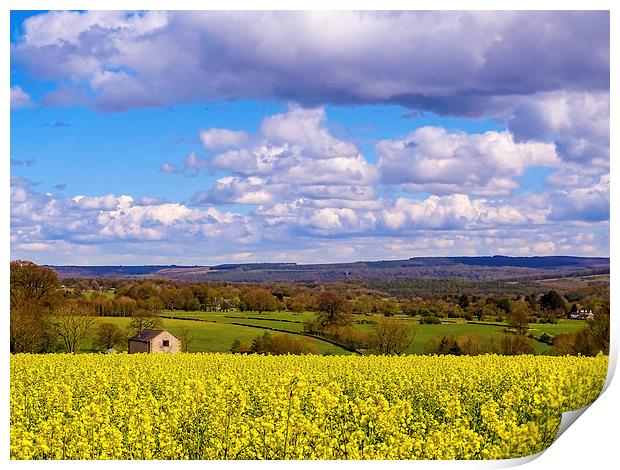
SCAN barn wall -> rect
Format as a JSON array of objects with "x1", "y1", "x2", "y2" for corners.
[
  {"x1": 150, "y1": 331, "x2": 181, "y2": 354},
  {"x1": 128, "y1": 341, "x2": 150, "y2": 353}
]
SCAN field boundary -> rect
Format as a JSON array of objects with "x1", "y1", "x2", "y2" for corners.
[{"x1": 225, "y1": 315, "x2": 305, "y2": 324}]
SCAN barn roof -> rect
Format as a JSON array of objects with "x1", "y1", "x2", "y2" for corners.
[{"x1": 129, "y1": 329, "x2": 166, "y2": 342}]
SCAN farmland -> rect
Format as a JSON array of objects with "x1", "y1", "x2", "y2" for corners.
[
  {"x1": 81, "y1": 312, "x2": 587, "y2": 356},
  {"x1": 84, "y1": 316, "x2": 349, "y2": 355},
  {"x1": 10, "y1": 353, "x2": 608, "y2": 460}
]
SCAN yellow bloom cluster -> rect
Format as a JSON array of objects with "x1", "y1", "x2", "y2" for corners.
[{"x1": 11, "y1": 353, "x2": 607, "y2": 460}]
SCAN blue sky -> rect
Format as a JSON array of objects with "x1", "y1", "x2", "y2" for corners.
[
  {"x1": 10, "y1": 11, "x2": 610, "y2": 264},
  {"x1": 10, "y1": 101, "x2": 505, "y2": 202}
]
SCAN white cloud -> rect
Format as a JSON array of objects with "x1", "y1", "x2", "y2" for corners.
[
  {"x1": 71, "y1": 194, "x2": 131, "y2": 211},
  {"x1": 10, "y1": 86, "x2": 32, "y2": 110},
  {"x1": 159, "y1": 162, "x2": 179, "y2": 174},
  {"x1": 381, "y1": 194, "x2": 543, "y2": 231},
  {"x1": 21, "y1": 10, "x2": 169, "y2": 48},
  {"x1": 183, "y1": 152, "x2": 211, "y2": 176},
  {"x1": 549, "y1": 174, "x2": 609, "y2": 222},
  {"x1": 232, "y1": 251, "x2": 253, "y2": 261},
  {"x1": 10, "y1": 177, "x2": 609, "y2": 263},
  {"x1": 377, "y1": 127, "x2": 559, "y2": 196},
  {"x1": 193, "y1": 176, "x2": 277, "y2": 205},
  {"x1": 11, "y1": 178, "x2": 254, "y2": 249},
  {"x1": 260, "y1": 106, "x2": 358, "y2": 158},
  {"x1": 200, "y1": 128, "x2": 249, "y2": 150},
  {"x1": 190, "y1": 106, "x2": 378, "y2": 207},
  {"x1": 509, "y1": 91, "x2": 609, "y2": 165}
]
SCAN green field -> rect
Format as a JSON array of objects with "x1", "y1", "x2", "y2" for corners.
[
  {"x1": 166, "y1": 310, "x2": 315, "y2": 323},
  {"x1": 82, "y1": 289, "x2": 116, "y2": 300},
  {"x1": 84, "y1": 311, "x2": 588, "y2": 356},
  {"x1": 85, "y1": 316, "x2": 350, "y2": 355}
]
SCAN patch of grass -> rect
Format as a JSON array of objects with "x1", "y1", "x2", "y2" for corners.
[{"x1": 528, "y1": 319, "x2": 585, "y2": 335}]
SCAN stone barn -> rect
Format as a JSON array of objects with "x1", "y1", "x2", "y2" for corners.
[{"x1": 128, "y1": 329, "x2": 181, "y2": 354}]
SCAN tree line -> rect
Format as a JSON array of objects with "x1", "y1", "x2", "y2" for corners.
[{"x1": 11, "y1": 260, "x2": 610, "y2": 356}]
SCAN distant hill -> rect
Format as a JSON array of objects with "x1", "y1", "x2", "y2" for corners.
[{"x1": 48, "y1": 255, "x2": 610, "y2": 283}]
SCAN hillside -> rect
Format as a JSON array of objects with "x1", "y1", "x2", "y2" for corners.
[{"x1": 48, "y1": 255, "x2": 609, "y2": 282}]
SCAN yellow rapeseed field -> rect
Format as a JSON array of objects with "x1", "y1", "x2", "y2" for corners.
[{"x1": 10, "y1": 353, "x2": 607, "y2": 460}]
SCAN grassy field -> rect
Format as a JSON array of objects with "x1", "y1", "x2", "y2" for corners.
[
  {"x1": 85, "y1": 316, "x2": 350, "y2": 355},
  {"x1": 166, "y1": 310, "x2": 315, "y2": 323},
  {"x1": 82, "y1": 289, "x2": 116, "y2": 300},
  {"x1": 84, "y1": 311, "x2": 588, "y2": 356}
]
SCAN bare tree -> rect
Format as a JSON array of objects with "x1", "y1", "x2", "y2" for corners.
[
  {"x1": 47, "y1": 302, "x2": 96, "y2": 353},
  {"x1": 178, "y1": 327, "x2": 195, "y2": 352},
  {"x1": 10, "y1": 305, "x2": 48, "y2": 353},
  {"x1": 370, "y1": 318, "x2": 416, "y2": 355},
  {"x1": 128, "y1": 311, "x2": 163, "y2": 335},
  {"x1": 93, "y1": 322, "x2": 125, "y2": 351},
  {"x1": 315, "y1": 290, "x2": 351, "y2": 328}
]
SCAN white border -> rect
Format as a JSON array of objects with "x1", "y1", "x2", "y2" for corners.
[{"x1": 3, "y1": 2, "x2": 616, "y2": 468}]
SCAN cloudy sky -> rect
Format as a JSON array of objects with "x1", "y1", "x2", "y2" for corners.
[{"x1": 10, "y1": 10, "x2": 609, "y2": 265}]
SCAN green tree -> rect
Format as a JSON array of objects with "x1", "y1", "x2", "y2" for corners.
[
  {"x1": 249, "y1": 332, "x2": 316, "y2": 355},
  {"x1": 10, "y1": 260, "x2": 62, "y2": 312},
  {"x1": 10, "y1": 260, "x2": 63, "y2": 353},
  {"x1": 539, "y1": 290, "x2": 566, "y2": 313},
  {"x1": 553, "y1": 311, "x2": 610, "y2": 356},
  {"x1": 457, "y1": 294, "x2": 470, "y2": 309},
  {"x1": 230, "y1": 338, "x2": 241, "y2": 352},
  {"x1": 507, "y1": 299, "x2": 529, "y2": 335},
  {"x1": 242, "y1": 288, "x2": 279, "y2": 314}
]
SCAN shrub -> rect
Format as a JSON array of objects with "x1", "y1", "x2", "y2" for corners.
[
  {"x1": 250, "y1": 332, "x2": 317, "y2": 355},
  {"x1": 425, "y1": 333, "x2": 514, "y2": 356},
  {"x1": 501, "y1": 333, "x2": 534, "y2": 355},
  {"x1": 419, "y1": 316, "x2": 441, "y2": 325},
  {"x1": 552, "y1": 312, "x2": 609, "y2": 356},
  {"x1": 313, "y1": 325, "x2": 371, "y2": 350},
  {"x1": 369, "y1": 318, "x2": 415, "y2": 355}
]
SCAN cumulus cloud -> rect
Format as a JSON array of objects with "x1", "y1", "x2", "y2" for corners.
[
  {"x1": 11, "y1": 177, "x2": 256, "y2": 248},
  {"x1": 509, "y1": 91, "x2": 609, "y2": 162},
  {"x1": 71, "y1": 194, "x2": 129, "y2": 211},
  {"x1": 10, "y1": 171, "x2": 609, "y2": 263},
  {"x1": 9, "y1": 11, "x2": 609, "y2": 262},
  {"x1": 200, "y1": 128, "x2": 249, "y2": 150},
  {"x1": 259, "y1": 106, "x2": 358, "y2": 158},
  {"x1": 192, "y1": 176, "x2": 277, "y2": 205},
  {"x1": 12, "y1": 11, "x2": 608, "y2": 113},
  {"x1": 10, "y1": 86, "x2": 32, "y2": 110},
  {"x1": 380, "y1": 194, "x2": 544, "y2": 231},
  {"x1": 549, "y1": 174, "x2": 610, "y2": 222},
  {"x1": 188, "y1": 106, "x2": 377, "y2": 207},
  {"x1": 377, "y1": 127, "x2": 559, "y2": 195}
]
